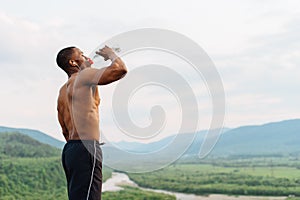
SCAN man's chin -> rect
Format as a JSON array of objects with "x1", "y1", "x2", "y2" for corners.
[
  {"x1": 87, "y1": 62, "x2": 92, "y2": 68},
  {"x1": 82, "y1": 61, "x2": 92, "y2": 68}
]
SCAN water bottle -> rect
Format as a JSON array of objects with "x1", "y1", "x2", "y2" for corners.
[{"x1": 92, "y1": 45, "x2": 121, "y2": 67}]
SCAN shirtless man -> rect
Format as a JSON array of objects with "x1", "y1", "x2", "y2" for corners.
[{"x1": 56, "y1": 46, "x2": 127, "y2": 200}]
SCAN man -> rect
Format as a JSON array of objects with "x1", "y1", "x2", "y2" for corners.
[{"x1": 56, "y1": 46, "x2": 127, "y2": 200}]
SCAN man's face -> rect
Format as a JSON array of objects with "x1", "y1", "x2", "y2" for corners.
[{"x1": 70, "y1": 48, "x2": 92, "y2": 69}]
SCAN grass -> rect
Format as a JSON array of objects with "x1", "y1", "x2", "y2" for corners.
[
  {"x1": 128, "y1": 160, "x2": 300, "y2": 196},
  {"x1": 2, "y1": 153, "x2": 300, "y2": 199},
  {"x1": 170, "y1": 163, "x2": 300, "y2": 179},
  {"x1": 103, "y1": 166, "x2": 113, "y2": 182},
  {"x1": 102, "y1": 186, "x2": 176, "y2": 200}
]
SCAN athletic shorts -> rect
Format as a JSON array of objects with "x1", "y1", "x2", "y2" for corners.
[{"x1": 62, "y1": 140, "x2": 103, "y2": 200}]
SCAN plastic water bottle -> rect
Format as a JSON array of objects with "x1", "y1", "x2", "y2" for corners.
[{"x1": 92, "y1": 45, "x2": 121, "y2": 66}]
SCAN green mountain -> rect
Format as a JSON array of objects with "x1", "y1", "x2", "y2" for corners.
[
  {"x1": 0, "y1": 132, "x2": 60, "y2": 158},
  {"x1": 0, "y1": 132, "x2": 67, "y2": 200},
  {"x1": 0, "y1": 131, "x2": 119, "y2": 200},
  {"x1": 0, "y1": 126, "x2": 64, "y2": 149}
]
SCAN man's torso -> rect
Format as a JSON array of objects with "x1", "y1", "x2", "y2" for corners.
[{"x1": 57, "y1": 72, "x2": 100, "y2": 141}]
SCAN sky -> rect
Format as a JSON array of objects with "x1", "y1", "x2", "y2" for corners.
[{"x1": 0, "y1": 0, "x2": 299, "y2": 143}]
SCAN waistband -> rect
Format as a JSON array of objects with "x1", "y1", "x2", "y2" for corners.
[{"x1": 67, "y1": 140, "x2": 105, "y2": 145}]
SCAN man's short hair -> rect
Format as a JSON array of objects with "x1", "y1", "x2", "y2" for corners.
[{"x1": 56, "y1": 47, "x2": 76, "y2": 72}]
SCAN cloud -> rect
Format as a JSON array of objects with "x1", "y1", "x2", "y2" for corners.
[
  {"x1": 0, "y1": 12, "x2": 68, "y2": 140},
  {"x1": 1, "y1": 1, "x2": 300, "y2": 142},
  {"x1": 213, "y1": 15, "x2": 300, "y2": 128}
]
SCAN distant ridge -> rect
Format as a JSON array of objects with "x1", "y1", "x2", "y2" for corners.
[
  {"x1": 107, "y1": 119, "x2": 300, "y2": 157},
  {"x1": 210, "y1": 118, "x2": 300, "y2": 156},
  {"x1": 0, "y1": 126, "x2": 64, "y2": 149}
]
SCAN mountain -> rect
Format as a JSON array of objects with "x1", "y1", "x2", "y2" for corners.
[
  {"x1": 107, "y1": 119, "x2": 300, "y2": 158},
  {"x1": 209, "y1": 119, "x2": 300, "y2": 156},
  {"x1": 0, "y1": 132, "x2": 67, "y2": 199},
  {"x1": 0, "y1": 132, "x2": 111, "y2": 200},
  {"x1": 0, "y1": 132, "x2": 60, "y2": 158},
  {"x1": 0, "y1": 126, "x2": 65, "y2": 149},
  {"x1": 111, "y1": 128, "x2": 230, "y2": 154}
]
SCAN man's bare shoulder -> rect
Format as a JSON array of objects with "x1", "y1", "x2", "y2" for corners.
[{"x1": 76, "y1": 68, "x2": 101, "y2": 85}]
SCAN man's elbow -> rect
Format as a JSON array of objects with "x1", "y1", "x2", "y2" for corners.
[
  {"x1": 116, "y1": 68, "x2": 127, "y2": 80},
  {"x1": 120, "y1": 68, "x2": 127, "y2": 76},
  {"x1": 109, "y1": 61, "x2": 128, "y2": 81},
  {"x1": 116, "y1": 62, "x2": 127, "y2": 77},
  {"x1": 115, "y1": 60, "x2": 127, "y2": 73},
  {"x1": 109, "y1": 66, "x2": 126, "y2": 81}
]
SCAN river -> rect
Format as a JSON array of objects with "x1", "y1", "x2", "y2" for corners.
[{"x1": 102, "y1": 172, "x2": 288, "y2": 200}]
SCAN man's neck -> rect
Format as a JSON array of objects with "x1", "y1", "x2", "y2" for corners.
[{"x1": 68, "y1": 72, "x2": 78, "y2": 78}]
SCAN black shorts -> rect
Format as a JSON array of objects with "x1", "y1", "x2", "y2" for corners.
[{"x1": 62, "y1": 140, "x2": 103, "y2": 200}]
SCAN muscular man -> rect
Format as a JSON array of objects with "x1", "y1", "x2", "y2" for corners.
[{"x1": 56, "y1": 46, "x2": 127, "y2": 200}]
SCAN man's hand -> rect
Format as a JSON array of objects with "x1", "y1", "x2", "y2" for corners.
[{"x1": 95, "y1": 46, "x2": 118, "y2": 61}]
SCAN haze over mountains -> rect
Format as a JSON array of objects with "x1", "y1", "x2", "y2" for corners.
[
  {"x1": 0, "y1": 119, "x2": 299, "y2": 158},
  {"x1": 106, "y1": 119, "x2": 300, "y2": 157}
]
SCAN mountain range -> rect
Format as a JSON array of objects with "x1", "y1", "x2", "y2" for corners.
[
  {"x1": 108, "y1": 119, "x2": 300, "y2": 157},
  {"x1": 1, "y1": 119, "x2": 299, "y2": 158}
]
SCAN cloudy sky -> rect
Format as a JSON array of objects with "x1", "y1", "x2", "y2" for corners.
[{"x1": 0, "y1": 0, "x2": 299, "y2": 143}]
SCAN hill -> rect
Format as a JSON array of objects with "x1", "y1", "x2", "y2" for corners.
[
  {"x1": 0, "y1": 132, "x2": 60, "y2": 158},
  {"x1": 0, "y1": 126, "x2": 64, "y2": 149},
  {"x1": 0, "y1": 132, "x2": 125, "y2": 199},
  {"x1": 0, "y1": 132, "x2": 66, "y2": 199}
]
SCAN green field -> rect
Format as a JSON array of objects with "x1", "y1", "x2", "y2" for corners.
[
  {"x1": 2, "y1": 157, "x2": 300, "y2": 200},
  {"x1": 128, "y1": 158, "x2": 300, "y2": 197},
  {"x1": 102, "y1": 186, "x2": 175, "y2": 200}
]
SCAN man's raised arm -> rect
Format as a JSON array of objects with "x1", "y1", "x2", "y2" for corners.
[{"x1": 79, "y1": 46, "x2": 127, "y2": 85}]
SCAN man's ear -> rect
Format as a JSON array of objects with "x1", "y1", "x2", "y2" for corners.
[{"x1": 69, "y1": 60, "x2": 77, "y2": 66}]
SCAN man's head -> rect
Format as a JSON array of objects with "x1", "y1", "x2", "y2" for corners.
[{"x1": 56, "y1": 47, "x2": 91, "y2": 76}]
